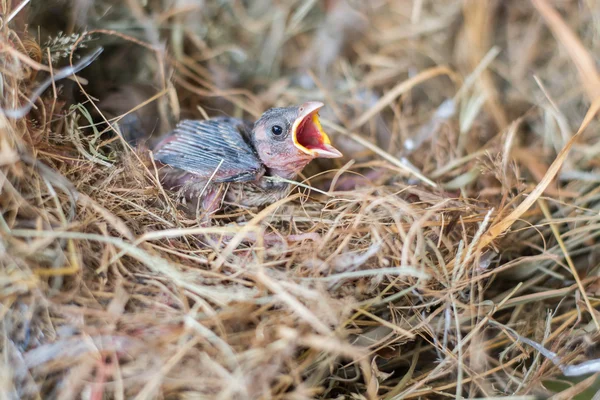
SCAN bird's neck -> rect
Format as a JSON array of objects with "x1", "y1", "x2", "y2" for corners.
[{"x1": 265, "y1": 167, "x2": 300, "y2": 180}]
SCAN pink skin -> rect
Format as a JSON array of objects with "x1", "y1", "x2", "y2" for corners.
[{"x1": 251, "y1": 101, "x2": 342, "y2": 179}]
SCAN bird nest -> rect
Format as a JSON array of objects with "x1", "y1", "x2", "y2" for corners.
[{"x1": 1, "y1": 0, "x2": 600, "y2": 399}]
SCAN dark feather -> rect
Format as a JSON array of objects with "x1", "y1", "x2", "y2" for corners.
[{"x1": 154, "y1": 119, "x2": 265, "y2": 183}]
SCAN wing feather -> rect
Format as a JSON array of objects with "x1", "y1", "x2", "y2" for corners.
[{"x1": 153, "y1": 119, "x2": 264, "y2": 183}]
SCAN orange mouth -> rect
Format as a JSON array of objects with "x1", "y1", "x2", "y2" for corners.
[{"x1": 292, "y1": 102, "x2": 342, "y2": 158}]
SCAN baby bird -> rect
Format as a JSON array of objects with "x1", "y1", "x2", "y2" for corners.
[{"x1": 153, "y1": 101, "x2": 342, "y2": 217}]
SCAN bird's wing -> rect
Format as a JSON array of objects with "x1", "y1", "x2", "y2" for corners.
[{"x1": 153, "y1": 119, "x2": 264, "y2": 183}]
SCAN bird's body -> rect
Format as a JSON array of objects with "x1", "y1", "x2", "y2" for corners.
[
  {"x1": 153, "y1": 102, "x2": 342, "y2": 217},
  {"x1": 164, "y1": 160, "x2": 293, "y2": 209},
  {"x1": 227, "y1": 177, "x2": 293, "y2": 207}
]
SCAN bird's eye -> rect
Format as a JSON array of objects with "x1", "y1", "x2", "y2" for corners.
[{"x1": 271, "y1": 125, "x2": 283, "y2": 136}]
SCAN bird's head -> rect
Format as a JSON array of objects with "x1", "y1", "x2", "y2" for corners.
[{"x1": 251, "y1": 101, "x2": 342, "y2": 178}]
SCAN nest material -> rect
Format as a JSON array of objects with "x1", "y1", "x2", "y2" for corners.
[{"x1": 1, "y1": 0, "x2": 600, "y2": 399}]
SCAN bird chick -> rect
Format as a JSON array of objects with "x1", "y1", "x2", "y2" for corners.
[{"x1": 153, "y1": 102, "x2": 342, "y2": 218}]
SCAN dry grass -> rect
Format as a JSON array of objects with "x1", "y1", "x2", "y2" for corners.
[{"x1": 1, "y1": 0, "x2": 600, "y2": 399}]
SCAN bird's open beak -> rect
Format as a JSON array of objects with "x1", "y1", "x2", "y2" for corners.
[{"x1": 292, "y1": 101, "x2": 343, "y2": 158}]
